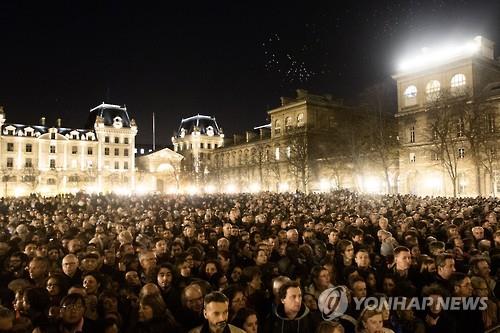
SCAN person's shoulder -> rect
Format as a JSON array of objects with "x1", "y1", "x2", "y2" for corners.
[
  {"x1": 228, "y1": 324, "x2": 246, "y2": 333},
  {"x1": 383, "y1": 328, "x2": 395, "y2": 333}
]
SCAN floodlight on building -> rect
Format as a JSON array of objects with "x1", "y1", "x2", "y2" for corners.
[
  {"x1": 14, "y1": 187, "x2": 25, "y2": 197},
  {"x1": 364, "y1": 177, "x2": 381, "y2": 194},
  {"x1": 186, "y1": 185, "x2": 197, "y2": 195},
  {"x1": 425, "y1": 176, "x2": 442, "y2": 190},
  {"x1": 225, "y1": 184, "x2": 237, "y2": 193},
  {"x1": 135, "y1": 184, "x2": 149, "y2": 195},
  {"x1": 278, "y1": 182, "x2": 289, "y2": 192},
  {"x1": 114, "y1": 187, "x2": 129, "y2": 196},
  {"x1": 166, "y1": 186, "x2": 178, "y2": 194},
  {"x1": 85, "y1": 185, "x2": 100, "y2": 194},
  {"x1": 249, "y1": 183, "x2": 261, "y2": 193},
  {"x1": 205, "y1": 184, "x2": 216, "y2": 194},
  {"x1": 397, "y1": 36, "x2": 482, "y2": 72},
  {"x1": 319, "y1": 178, "x2": 331, "y2": 192}
]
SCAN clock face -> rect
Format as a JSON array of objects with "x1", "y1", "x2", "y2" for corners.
[{"x1": 113, "y1": 116, "x2": 123, "y2": 129}]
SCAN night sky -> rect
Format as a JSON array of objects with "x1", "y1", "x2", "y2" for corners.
[{"x1": 0, "y1": 1, "x2": 498, "y2": 145}]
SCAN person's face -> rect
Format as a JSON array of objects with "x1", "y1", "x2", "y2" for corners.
[
  {"x1": 255, "y1": 250, "x2": 268, "y2": 266},
  {"x1": 473, "y1": 281, "x2": 489, "y2": 297},
  {"x1": 427, "y1": 263, "x2": 437, "y2": 273},
  {"x1": 231, "y1": 267, "x2": 242, "y2": 282},
  {"x1": 83, "y1": 275, "x2": 99, "y2": 294},
  {"x1": 455, "y1": 277, "x2": 473, "y2": 297},
  {"x1": 383, "y1": 278, "x2": 396, "y2": 295},
  {"x1": 352, "y1": 281, "x2": 367, "y2": 298},
  {"x1": 217, "y1": 239, "x2": 229, "y2": 252},
  {"x1": 62, "y1": 256, "x2": 79, "y2": 276},
  {"x1": 138, "y1": 304, "x2": 153, "y2": 322},
  {"x1": 48, "y1": 249, "x2": 60, "y2": 261},
  {"x1": 29, "y1": 260, "x2": 47, "y2": 280},
  {"x1": 157, "y1": 267, "x2": 173, "y2": 289},
  {"x1": 125, "y1": 271, "x2": 141, "y2": 286},
  {"x1": 9, "y1": 256, "x2": 23, "y2": 271},
  {"x1": 140, "y1": 254, "x2": 156, "y2": 271},
  {"x1": 303, "y1": 294, "x2": 318, "y2": 311},
  {"x1": 171, "y1": 245, "x2": 182, "y2": 257},
  {"x1": 205, "y1": 263, "x2": 218, "y2": 277},
  {"x1": 185, "y1": 288, "x2": 203, "y2": 313},
  {"x1": 476, "y1": 261, "x2": 490, "y2": 278},
  {"x1": 364, "y1": 313, "x2": 384, "y2": 333},
  {"x1": 61, "y1": 300, "x2": 85, "y2": 324},
  {"x1": 282, "y1": 287, "x2": 302, "y2": 314},
  {"x1": 243, "y1": 314, "x2": 258, "y2": 333},
  {"x1": 315, "y1": 269, "x2": 330, "y2": 289},
  {"x1": 24, "y1": 244, "x2": 37, "y2": 257},
  {"x1": 438, "y1": 259, "x2": 456, "y2": 279},
  {"x1": 155, "y1": 240, "x2": 167, "y2": 254},
  {"x1": 46, "y1": 277, "x2": 61, "y2": 296},
  {"x1": 428, "y1": 294, "x2": 442, "y2": 314},
  {"x1": 179, "y1": 262, "x2": 191, "y2": 277},
  {"x1": 472, "y1": 228, "x2": 484, "y2": 240},
  {"x1": 355, "y1": 252, "x2": 370, "y2": 268},
  {"x1": 204, "y1": 301, "x2": 229, "y2": 333},
  {"x1": 231, "y1": 292, "x2": 247, "y2": 313},
  {"x1": 67, "y1": 240, "x2": 82, "y2": 254},
  {"x1": 36, "y1": 245, "x2": 48, "y2": 257},
  {"x1": 250, "y1": 275, "x2": 262, "y2": 291},
  {"x1": 395, "y1": 251, "x2": 411, "y2": 271},
  {"x1": 81, "y1": 258, "x2": 99, "y2": 272},
  {"x1": 343, "y1": 245, "x2": 354, "y2": 260}
]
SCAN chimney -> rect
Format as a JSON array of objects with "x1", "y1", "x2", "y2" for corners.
[
  {"x1": 56, "y1": 118, "x2": 62, "y2": 128},
  {"x1": 40, "y1": 117, "x2": 46, "y2": 126}
]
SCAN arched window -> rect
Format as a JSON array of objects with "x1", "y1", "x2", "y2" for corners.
[
  {"x1": 404, "y1": 85, "x2": 417, "y2": 106},
  {"x1": 451, "y1": 74, "x2": 466, "y2": 95},
  {"x1": 274, "y1": 119, "x2": 281, "y2": 135},
  {"x1": 297, "y1": 113, "x2": 304, "y2": 127},
  {"x1": 426, "y1": 80, "x2": 441, "y2": 101},
  {"x1": 285, "y1": 116, "x2": 292, "y2": 131}
]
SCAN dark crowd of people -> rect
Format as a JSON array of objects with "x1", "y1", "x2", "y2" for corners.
[{"x1": 0, "y1": 190, "x2": 498, "y2": 333}]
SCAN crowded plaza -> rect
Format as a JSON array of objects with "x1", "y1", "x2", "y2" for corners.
[{"x1": 0, "y1": 190, "x2": 498, "y2": 333}]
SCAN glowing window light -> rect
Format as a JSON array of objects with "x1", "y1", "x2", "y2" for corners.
[
  {"x1": 364, "y1": 177, "x2": 381, "y2": 193},
  {"x1": 426, "y1": 80, "x2": 441, "y2": 101},
  {"x1": 319, "y1": 179, "x2": 331, "y2": 192},
  {"x1": 14, "y1": 187, "x2": 25, "y2": 197},
  {"x1": 398, "y1": 36, "x2": 482, "y2": 72},
  {"x1": 186, "y1": 185, "x2": 197, "y2": 195},
  {"x1": 425, "y1": 176, "x2": 442, "y2": 190},
  {"x1": 404, "y1": 85, "x2": 418, "y2": 106},
  {"x1": 249, "y1": 183, "x2": 261, "y2": 193},
  {"x1": 278, "y1": 182, "x2": 289, "y2": 192},
  {"x1": 451, "y1": 73, "x2": 466, "y2": 88},
  {"x1": 135, "y1": 184, "x2": 149, "y2": 195},
  {"x1": 225, "y1": 184, "x2": 237, "y2": 193},
  {"x1": 205, "y1": 184, "x2": 216, "y2": 194},
  {"x1": 114, "y1": 187, "x2": 129, "y2": 196}
]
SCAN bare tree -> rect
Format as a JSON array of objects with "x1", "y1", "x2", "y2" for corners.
[
  {"x1": 285, "y1": 130, "x2": 309, "y2": 192},
  {"x1": 427, "y1": 91, "x2": 465, "y2": 197},
  {"x1": 22, "y1": 167, "x2": 40, "y2": 193},
  {"x1": 360, "y1": 82, "x2": 399, "y2": 194}
]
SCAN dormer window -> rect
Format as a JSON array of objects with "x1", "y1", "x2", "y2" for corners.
[
  {"x1": 180, "y1": 128, "x2": 186, "y2": 138},
  {"x1": 206, "y1": 126, "x2": 214, "y2": 136},
  {"x1": 297, "y1": 113, "x2": 304, "y2": 127},
  {"x1": 113, "y1": 116, "x2": 123, "y2": 129}
]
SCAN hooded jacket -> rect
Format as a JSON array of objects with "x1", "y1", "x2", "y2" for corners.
[{"x1": 267, "y1": 303, "x2": 314, "y2": 333}]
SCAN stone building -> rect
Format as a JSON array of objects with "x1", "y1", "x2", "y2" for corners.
[
  {"x1": 0, "y1": 103, "x2": 137, "y2": 196},
  {"x1": 393, "y1": 36, "x2": 500, "y2": 196}
]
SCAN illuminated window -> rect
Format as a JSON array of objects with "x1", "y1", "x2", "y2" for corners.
[
  {"x1": 104, "y1": 148, "x2": 110, "y2": 155},
  {"x1": 124, "y1": 149, "x2": 129, "y2": 157},
  {"x1": 88, "y1": 147, "x2": 93, "y2": 155},
  {"x1": 124, "y1": 161, "x2": 129, "y2": 170},
  {"x1": 124, "y1": 138, "x2": 129, "y2": 144},
  {"x1": 114, "y1": 148, "x2": 119, "y2": 156},
  {"x1": 426, "y1": 80, "x2": 441, "y2": 101},
  {"x1": 297, "y1": 113, "x2": 304, "y2": 127},
  {"x1": 404, "y1": 85, "x2": 418, "y2": 106},
  {"x1": 114, "y1": 137, "x2": 119, "y2": 144},
  {"x1": 409, "y1": 126, "x2": 415, "y2": 143},
  {"x1": 286, "y1": 146, "x2": 291, "y2": 158},
  {"x1": 105, "y1": 136, "x2": 110, "y2": 143},
  {"x1": 457, "y1": 118, "x2": 465, "y2": 137},
  {"x1": 6, "y1": 158, "x2": 13, "y2": 168},
  {"x1": 458, "y1": 148, "x2": 465, "y2": 159},
  {"x1": 25, "y1": 158, "x2": 32, "y2": 168},
  {"x1": 274, "y1": 120, "x2": 281, "y2": 135},
  {"x1": 451, "y1": 74, "x2": 466, "y2": 88},
  {"x1": 285, "y1": 116, "x2": 292, "y2": 131},
  {"x1": 47, "y1": 178, "x2": 56, "y2": 185},
  {"x1": 487, "y1": 114, "x2": 496, "y2": 133},
  {"x1": 114, "y1": 161, "x2": 119, "y2": 170}
]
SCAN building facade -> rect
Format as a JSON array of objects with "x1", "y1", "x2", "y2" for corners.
[
  {"x1": 393, "y1": 36, "x2": 500, "y2": 196},
  {"x1": 0, "y1": 103, "x2": 137, "y2": 196}
]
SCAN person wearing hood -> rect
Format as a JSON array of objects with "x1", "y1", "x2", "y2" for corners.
[{"x1": 266, "y1": 280, "x2": 315, "y2": 333}]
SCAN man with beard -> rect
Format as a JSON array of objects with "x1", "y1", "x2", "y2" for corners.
[{"x1": 189, "y1": 291, "x2": 244, "y2": 333}]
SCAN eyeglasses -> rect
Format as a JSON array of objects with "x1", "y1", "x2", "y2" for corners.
[{"x1": 61, "y1": 303, "x2": 84, "y2": 311}]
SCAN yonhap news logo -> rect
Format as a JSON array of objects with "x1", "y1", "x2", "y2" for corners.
[{"x1": 318, "y1": 286, "x2": 349, "y2": 320}]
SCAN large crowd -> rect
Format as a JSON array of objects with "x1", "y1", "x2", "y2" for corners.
[{"x1": 0, "y1": 190, "x2": 498, "y2": 333}]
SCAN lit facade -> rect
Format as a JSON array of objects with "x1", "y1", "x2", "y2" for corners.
[
  {"x1": 393, "y1": 36, "x2": 500, "y2": 196},
  {"x1": 0, "y1": 103, "x2": 137, "y2": 196}
]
